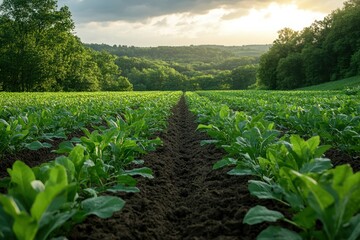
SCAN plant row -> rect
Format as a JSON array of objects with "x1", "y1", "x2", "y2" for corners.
[
  {"x1": 0, "y1": 92, "x2": 182, "y2": 240},
  {"x1": 0, "y1": 92, "x2": 177, "y2": 156},
  {"x1": 186, "y1": 92, "x2": 360, "y2": 240},
  {"x1": 197, "y1": 90, "x2": 360, "y2": 153}
]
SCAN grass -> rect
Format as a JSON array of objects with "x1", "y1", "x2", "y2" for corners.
[{"x1": 297, "y1": 75, "x2": 360, "y2": 91}]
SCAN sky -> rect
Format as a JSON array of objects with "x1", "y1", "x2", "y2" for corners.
[{"x1": 2, "y1": 0, "x2": 346, "y2": 46}]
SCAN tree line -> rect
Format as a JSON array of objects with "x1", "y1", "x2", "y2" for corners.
[
  {"x1": 0, "y1": 0, "x2": 132, "y2": 92},
  {"x1": 257, "y1": 0, "x2": 360, "y2": 90}
]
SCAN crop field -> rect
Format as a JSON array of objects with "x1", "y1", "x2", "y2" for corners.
[{"x1": 0, "y1": 90, "x2": 359, "y2": 240}]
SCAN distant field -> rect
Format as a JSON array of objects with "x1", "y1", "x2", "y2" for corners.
[{"x1": 297, "y1": 75, "x2": 360, "y2": 90}]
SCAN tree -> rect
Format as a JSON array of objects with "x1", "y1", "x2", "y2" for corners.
[
  {"x1": 276, "y1": 53, "x2": 305, "y2": 89},
  {"x1": 231, "y1": 65, "x2": 257, "y2": 89},
  {"x1": 0, "y1": 0, "x2": 74, "y2": 91}
]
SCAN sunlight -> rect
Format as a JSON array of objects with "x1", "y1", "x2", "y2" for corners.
[{"x1": 222, "y1": 3, "x2": 326, "y2": 34}]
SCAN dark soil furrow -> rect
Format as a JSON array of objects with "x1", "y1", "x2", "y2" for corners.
[{"x1": 69, "y1": 96, "x2": 275, "y2": 240}]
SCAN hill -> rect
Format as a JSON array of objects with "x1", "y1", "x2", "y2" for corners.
[
  {"x1": 86, "y1": 44, "x2": 270, "y2": 63},
  {"x1": 297, "y1": 76, "x2": 360, "y2": 91}
]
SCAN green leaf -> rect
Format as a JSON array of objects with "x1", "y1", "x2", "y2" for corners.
[
  {"x1": 53, "y1": 141, "x2": 74, "y2": 154},
  {"x1": 314, "y1": 145, "x2": 331, "y2": 158},
  {"x1": 291, "y1": 170, "x2": 334, "y2": 211},
  {"x1": 248, "y1": 180, "x2": 283, "y2": 202},
  {"x1": 107, "y1": 185, "x2": 140, "y2": 193},
  {"x1": 213, "y1": 158, "x2": 237, "y2": 170},
  {"x1": 257, "y1": 226, "x2": 302, "y2": 240},
  {"x1": 68, "y1": 145, "x2": 86, "y2": 172},
  {"x1": 7, "y1": 161, "x2": 37, "y2": 209},
  {"x1": 0, "y1": 195, "x2": 20, "y2": 218},
  {"x1": 345, "y1": 214, "x2": 360, "y2": 240},
  {"x1": 196, "y1": 124, "x2": 214, "y2": 130},
  {"x1": 227, "y1": 168, "x2": 254, "y2": 176},
  {"x1": 243, "y1": 205, "x2": 284, "y2": 225},
  {"x1": 124, "y1": 167, "x2": 153, "y2": 179},
  {"x1": 30, "y1": 165, "x2": 68, "y2": 222},
  {"x1": 307, "y1": 136, "x2": 320, "y2": 153},
  {"x1": 55, "y1": 156, "x2": 76, "y2": 183},
  {"x1": 36, "y1": 210, "x2": 77, "y2": 240},
  {"x1": 200, "y1": 139, "x2": 219, "y2": 146},
  {"x1": 13, "y1": 213, "x2": 38, "y2": 240},
  {"x1": 81, "y1": 196, "x2": 125, "y2": 219},
  {"x1": 117, "y1": 175, "x2": 137, "y2": 187},
  {"x1": 25, "y1": 141, "x2": 52, "y2": 151},
  {"x1": 219, "y1": 105, "x2": 230, "y2": 119},
  {"x1": 0, "y1": 203, "x2": 15, "y2": 240},
  {"x1": 299, "y1": 158, "x2": 332, "y2": 174}
]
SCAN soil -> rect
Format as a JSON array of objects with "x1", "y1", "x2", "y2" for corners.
[
  {"x1": 69, "y1": 96, "x2": 290, "y2": 240},
  {"x1": 326, "y1": 149, "x2": 360, "y2": 172}
]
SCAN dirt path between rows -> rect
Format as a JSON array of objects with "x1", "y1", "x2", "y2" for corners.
[{"x1": 69, "y1": 96, "x2": 271, "y2": 240}]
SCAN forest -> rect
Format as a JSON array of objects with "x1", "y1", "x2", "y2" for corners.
[{"x1": 258, "y1": 0, "x2": 360, "y2": 89}]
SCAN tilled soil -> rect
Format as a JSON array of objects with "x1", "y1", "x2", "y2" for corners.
[{"x1": 69, "y1": 96, "x2": 278, "y2": 240}]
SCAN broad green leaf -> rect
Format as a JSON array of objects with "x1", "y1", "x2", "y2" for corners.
[
  {"x1": 257, "y1": 226, "x2": 302, "y2": 240},
  {"x1": 0, "y1": 203, "x2": 15, "y2": 240},
  {"x1": 213, "y1": 158, "x2": 237, "y2": 170},
  {"x1": 68, "y1": 145, "x2": 86, "y2": 172},
  {"x1": 314, "y1": 145, "x2": 331, "y2": 158},
  {"x1": 107, "y1": 185, "x2": 140, "y2": 193},
  {"x1": 0, "y1": 195, "x2": 20, "y2": 217},
  {"x1": 31, "y1": 165, "x2": 68, "y2": 221},
  {"x1": 307, "y1": 136, "x2": 320, "y2": 153},
  {"x1": 196, "y1": 124, "x2": 214, "y2": 130},
  {"x1": 25, "y1": 141, "x2": 52, "y2": 151},
  {"x1": 219, "y1": 105, "x2": 230, "y2": 119},
  {"x1": 117, "y1": 175, "x2": 137, "y2": 187},
  {"x1": 7, "y1": 161, "x2": 37, "y2": 209},
  {"x1": 292, "y1": 206, "x2": 317, "y2": 229},
  {"x1": 81, "y1": 196, "x2": 125, "y2": 218},
  {"x1": 55, "y1": 156, "x2": 76, "y2": 182},
  {"x1": 53, "y1": 141, "x2": 74, "y2": 154},
  {"x1": 200, "y1": 139, "x2": 219, "y2": 146},
  {"x1": 243, "y1": 205, "x2": 284, "y2": 225},
  {"x1": 124, "y1": 167, "x2": 153, "y2": 179},
  {"x1": 345, "y1": 214, "x2": 360, "y2": 240},
  {"x1": 291, "y1": 170, "x2": 333, "y2": 211},
  {"x1": 248, "y1": 180, "x2": 283, "y2": 202},
  {"x1": 227, "y1": 168, "x2": 254, "y2": 176},
  {"x1": 36, "y1": 210, "x2": 77, "y2": 240},
  {"x1": 290, "y1": 135, "x2": 307, "y2": 159},
  {"x1": 299, "y1": 158, "x2": 332, "y2": 174},
  {"x1": 13, "y1": 213, "x2": 38, "y2": 240}
]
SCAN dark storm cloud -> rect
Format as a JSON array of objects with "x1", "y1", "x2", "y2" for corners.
[{"x1": 58, "y1": 0, "x2": 271, "y2": 23}]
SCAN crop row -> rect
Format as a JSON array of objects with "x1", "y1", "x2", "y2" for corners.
[
  {"x1": 0, "y1": 92, "x2": 178, "y2": 155},
  {"x1": 197, "y1": 90, "x2": 360, "y2": 153},
  {"x1": 186, "y1": 92, "x2": 360, "y2": 240},
  {"x1": 0, "y1": 91, "x2": 182, "y2": 240}
]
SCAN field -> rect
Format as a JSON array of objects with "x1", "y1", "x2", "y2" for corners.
[
  {"x1": 297, "y1": 76, "x2": 360, "y2": 91},
  {"x1": 0, "y1": 90, "x2": 359, "y2": 240}
]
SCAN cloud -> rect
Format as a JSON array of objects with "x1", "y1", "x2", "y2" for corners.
[{"x1": 58, "y1": 0, "x2": 344, "y2": 23}]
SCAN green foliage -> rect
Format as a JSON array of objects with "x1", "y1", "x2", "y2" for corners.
[
  {"x1": 0, "y1": 91, "x2": 182, "y2": 239},
  {"x1": 98, "y1": 47, "x2": 262, "y2": 91},
  {"x1": 297, "y1": 75, "x2": 360, "y2": 91},
  {"x1": 0, "y1": 0, "x2": 132, "y2": 92},
  {"x1": 258, "y1": 0, "x2": 360, "y2": 89},
  {"x1": 186, "y1": 91, "x2": 360, "y2": 240}
]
